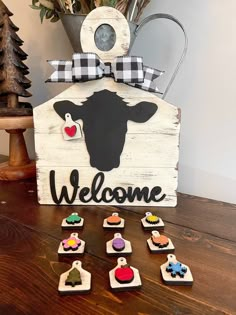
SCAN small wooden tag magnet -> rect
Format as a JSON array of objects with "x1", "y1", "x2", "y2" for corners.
[
  {"x1": 58, "y1": 260, "x2": 91, "y2": 295},
  {"x1": 106, "y1": 233, "x2": 132, "y2": 256},
  {"x1": 147, "y1": 230, "x2": 175, "y2": 253},
  {"x1": 103, "y1": 212, "x2": 125, "y2": 229},
  {"x1": 160, "y1": 254, "x2": 193, "y2": 286},
  {"x1": 141, "y1": 212, "x2": 164, "y2": 230},
  {"x1": 62, "y1": 113, "x2": 82, "y2": 140},
  {"x1": 61, "y1": 212, "x2": 84, "y2": 229},
  {"x1": 58, "y1": 233, "x2": 85, "y2": 256},
  {"x1": 109, "y1": 257, "x2": 142, "y2": 292}
]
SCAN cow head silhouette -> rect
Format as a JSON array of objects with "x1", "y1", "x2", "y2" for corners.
[{"x1": 54, "y1": 90, "x2": 157, "y2": 171}]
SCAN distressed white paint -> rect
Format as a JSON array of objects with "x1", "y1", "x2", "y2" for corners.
[
  {"x1": 35, "y1": 133, "x2": 179, "y2": 168},
  {"x1": 36, "y1": 167, "x2": 177, "y2": 206},
  {"x1": 34, "y1": 77, "x2": 180, "y2": 206}
]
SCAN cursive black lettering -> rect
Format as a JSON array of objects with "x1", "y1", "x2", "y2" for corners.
[
  {"x1": 91, "y1": 172, "x2": 104, "y2": 202},
  {"x1": 50, "y1": 169, "x2": 79, "y2": 204},
  {"x1": 101, "y1": 187, "x2": 114, "y2": 202},
  {"x1": 127, "y1": 186, "x2": 151, "y2": 202},
  {"x1": 150, "y1": 186, "x2": 166, "y2": 202},
  {"x1": 49, "y1": 170, "x2": 166, "y2": 204},
  {"x1": 113, "y1": 187, "x2": 127, "y2": 203},
  {"x1": 79, "y1": 187, "x2": 92, "y2": 203}
]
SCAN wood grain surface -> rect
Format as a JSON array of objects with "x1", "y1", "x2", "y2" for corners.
[
  {"x1": 0, "y1": 177, "x2": 235, "y2": 315},
  {"x1": 0, "y1": 116, "x2": 33, "y2": 130}
]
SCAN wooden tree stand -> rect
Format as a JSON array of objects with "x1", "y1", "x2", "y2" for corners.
[{"x1": 0, "y1": 116, "x2": 36, "y2": 180}]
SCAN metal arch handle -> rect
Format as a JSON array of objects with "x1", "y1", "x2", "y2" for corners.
[{"x1": 135, "y1": 13, "x2": 188, "y2": 99}]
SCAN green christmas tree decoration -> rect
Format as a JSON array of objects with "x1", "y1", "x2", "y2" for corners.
[{"x1": 65, "y1": 268, "x2": 82, "y2": 287}]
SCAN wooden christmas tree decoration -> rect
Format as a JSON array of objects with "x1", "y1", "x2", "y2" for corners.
[
  {"x1": 58, "y1": 260, "x2": 92, "y2": 295},
  {"x1": 0, "y1": 0, "x2": 31, "y2": 109},
  {"x1": 0, "y1": 0, "x2": 35, "y2": 181},
  {"x1": 65, "y1": 268, "x2": 82, "y2": 286}
]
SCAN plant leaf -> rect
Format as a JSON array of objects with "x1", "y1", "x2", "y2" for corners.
[
  {"x1": 50, "y1": 15, "x2": 60, "y2": 22},
  {"x1": 72, "y1": 0, "x2": 81, "y2": 13},
  {"x1": 45, "y1": 9, "x2": 54, "y2": 19},
  {"x1": 39, "y1": 0, "x2": 54, "y2": 10},
  {"x1": 40, "y1": 7, "x2": 47, "y2": 23},
  {"x1": 102, "y1": 0, "x2": 117, "y2": 7},
  {"x1": 32, "y1": 0, "x2": 39, "y2": 4},
  {"x1": 29, "y1": 4, "x2": 41, "y2": 10}
]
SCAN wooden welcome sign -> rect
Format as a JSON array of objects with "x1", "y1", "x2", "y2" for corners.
[{"x1": 34, "y1": 7, "x2": 180, "y2": 207}]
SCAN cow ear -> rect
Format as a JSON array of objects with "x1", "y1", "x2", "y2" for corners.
[
  {"x1": 53, "y1": 100, "x2": 85, "y2": 121},
  {"x1": 128, "y1": 102, "x2": 158, "y2": 123}
]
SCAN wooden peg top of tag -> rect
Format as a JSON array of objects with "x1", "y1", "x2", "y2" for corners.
[{"x1": 81, "y1": 6, "x2": 131, "y2": 62}]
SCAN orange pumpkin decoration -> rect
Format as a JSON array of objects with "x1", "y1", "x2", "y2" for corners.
[
  {"x1": 151, "y1": 234, "x2": 169, "y2": 248},
  {"x1": 107, "y1": 215, "x2": 121, "y2": 225}
]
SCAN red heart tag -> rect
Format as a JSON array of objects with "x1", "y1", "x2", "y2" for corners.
[{"x1": 64, "y1": 125, "x2": 77, "y2": 137}]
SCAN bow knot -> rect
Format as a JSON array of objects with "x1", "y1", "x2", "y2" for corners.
[
  {"x1": 47, "y1": 53, "x2": 163, "y2": 93},
  {"x1": 103, "y1": 62, "x2": 112, "y2": 77}
]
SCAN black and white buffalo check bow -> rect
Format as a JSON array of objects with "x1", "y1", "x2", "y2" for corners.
[{"x1": 47, "y1": 53, "x2": 164, "y2": 93}]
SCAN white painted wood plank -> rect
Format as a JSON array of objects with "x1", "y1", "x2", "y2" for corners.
[
  {"x1": 34, "y1": 104, "x2": 179, "y2": 135},
  {"x1": 36, "y1": 166, "x2": 177, "y2": 206},
  {"x1": 34, "y1": 79, "x2": 178, "y2": 109},
  {"x1": 35, "y1": 133, "x2": 179, "y2": 168},
  {"x1": 34, "y1": 80, "x2": 180, "y2": 135}
]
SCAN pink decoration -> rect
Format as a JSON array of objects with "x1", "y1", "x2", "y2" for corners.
[{"x1": 62, "y1": 236, "x2": 81, "y2": 250}]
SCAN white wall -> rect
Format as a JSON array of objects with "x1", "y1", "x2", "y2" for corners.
[{"x1": 1, "y1": 0, "x2": 235, "y2": 204}]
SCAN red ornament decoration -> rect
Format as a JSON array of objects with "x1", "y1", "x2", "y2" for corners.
[
  {"x1": 109, "y1": 257, "x2": 142, "y2": 291},
  {"x1": 115, "y1": 264, "x2": 134, "y2": 284}
]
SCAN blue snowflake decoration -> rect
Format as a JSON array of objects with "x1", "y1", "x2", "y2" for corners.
[{"x1": 166, "y1": 262, "x2": 187, "y2": 278}]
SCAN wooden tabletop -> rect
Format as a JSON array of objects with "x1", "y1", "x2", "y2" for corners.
[{"x1": 0, "y1": 178, "x2": 235, "y2": 315}]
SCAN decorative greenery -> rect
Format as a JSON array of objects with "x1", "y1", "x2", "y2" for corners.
[
  {"x1": 30, "y1": 0, "x2": 60, "y2": 23},
  {"x1": 30, "y1": 0, "x2": 151, "y2": 23}
]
